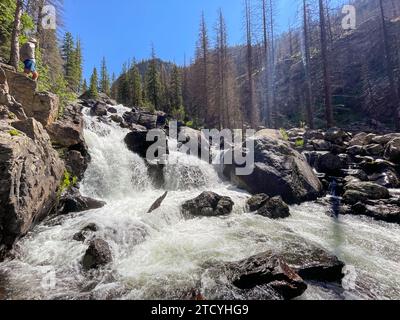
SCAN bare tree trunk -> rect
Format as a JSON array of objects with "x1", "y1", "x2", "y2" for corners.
[
  {"x1": 200, "y1": 12, "x2": 210, "y2": 125},
  {"x1": 269, "y1": 0, "x2": 277, "y2": 128},
  {"x1": 262, "y1": 0, "x2": 270, "y2": 127},
  {"x1": 319, "y1": 0, "x2": 334, "y2": 128},
  {"x1": 245, "y1": 0, "x2": 258, "y2": 128},
  {"x1": 9, "y1": 0, "x2": 24, "y2": 69},
  {"x1": 379, "y1": 0, "x2": 400, "y2": 129},
  {"x1": 303, "y1": 0, "x2": 314, "y2": 129}
]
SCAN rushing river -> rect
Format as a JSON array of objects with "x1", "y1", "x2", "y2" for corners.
[{"x1": 0, "y1": 105, "x2": 399, "y2": 300}]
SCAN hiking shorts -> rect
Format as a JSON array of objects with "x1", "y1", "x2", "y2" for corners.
[{"x1": 23, "y1": 59, "x2": 36, "y2": 72}]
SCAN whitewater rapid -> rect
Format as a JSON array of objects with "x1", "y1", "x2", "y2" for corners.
[{"x1": 0, "y1": 105, "x2": 399, "y2": 300}]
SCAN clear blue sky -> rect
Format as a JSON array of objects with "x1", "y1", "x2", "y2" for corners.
[{"x1": 63, "y1": 0, "x2": 297, "y2": 80}]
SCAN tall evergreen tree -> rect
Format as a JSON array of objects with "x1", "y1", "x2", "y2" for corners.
[
  {"x1": 89, "y1": 67, "x2": 99, "y2": 99},
  {"x1": 100, "y1": 56, "x2": 111, "y2": 96},
  {"x1": 129, "y1": 64, "x2": 143, "y2": 107},
  {"x1": 145, "y1": 47, "x2": 162, "y2": 110},
  {"x1": 170, "y1": 65, "x2": 183, "y2": 113}
]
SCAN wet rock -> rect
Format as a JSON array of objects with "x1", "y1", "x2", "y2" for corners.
[
  {"x1": 107, "y1": 107, "x2": 117, "y2": 114},
  {"x1": 279, "y1": 241, "x2": 345, "y2": 282},
  {"x1": 208, "y1": 253, "x2": 307, "y2": 300},
  {"x1": 91, "y1": 102, "x2": 108, "y2": 117},
  {"x1": 73, "y1": 223, "x2": 99, "y2": 242},
  {"x1": 223, "y1": 129, "x2": 323, "y2": 204},
  {"x1": 348, "y1": 202, "x2": 400, "y2": 224},
  {"x1": 124, "y1": 129, "x2": 167, "y2": 159},
  {"x1": 247, "y1": 194, "x2": 269, "y2": 212},
  {"x1": 0, "y1": 119, "x2": 64, "y2": 252},
  {"x1": 58, "y1": 188, "x2": 106, "y2": 215},
  {"x1": 384, "y1": 138, "x2": 400, "y2": 163},
  {"x1": 257, "y1": 196, "x2": 290, "y2": 219},
  {"x1": 124, "y1": 130, "x2": 150, "y2": 158},
  {"x1": 316, "y1": 153, "x2": 343, "y2": 175},
  {"x1": 181, "y1": 192, "x2": 234, "y2": 217},
  {"x1": 343, "y1": 181, "x2": 390, "y2": 205},
  {"x1": 82, "y1": 239, "x2": 112, "y2": 270},
  {"x1": 110, "y1": 114, "x2": 123, "y2": 124}
]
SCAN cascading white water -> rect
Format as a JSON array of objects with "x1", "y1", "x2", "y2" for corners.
[{"x1": 0, "y1": 105, "x2": 399, "y2": 300}]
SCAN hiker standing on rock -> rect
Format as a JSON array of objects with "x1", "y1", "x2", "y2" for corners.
[{"x1": 20, "y1": 37, "x2": 39, "y2": 81}]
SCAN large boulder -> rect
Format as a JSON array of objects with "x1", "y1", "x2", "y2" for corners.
[
  {"x1": 279, "y1": 241, "x2": 345, "y2": 282},
  {"x1": 205, "y1": 253, "x2": 307, "y2": 300},
  {"x1": 82, "y1": 239, "x2": 112, "y2": 270},
  {"x1": 257, "y1": 196, "x2": 290, "y2": 219},
  {"x1": 343, "y1": 181, "x2": 390, "y2": 205},
  {"x1": 315, "y1": 153, "x2": 343, "y2": 175},
  {"x1": 138, "y1": 112, "x2": 157, "y2": 129},
  {"x1": 181, "y1": 192, "x2": 234, "y2": 217},
  {"x1": 2, "y1": 65, "x2": 58, "y2": 126},
  {"x1": 246, "y1": 194, "x2": 269, "y2": 212},
  {"x1": 46, "y1": 102, "x2": 84, "y2": 147},
  {"x1": 0, "y1": 118, "x2": 64, "y2": 255},
  {"x1": 90, "y1": 102, "x2": 108, "y2": 117},
  {"x1": 224, "y1": 130, "x2": 323, "y2": 204},
  {"x1": 124, "y1": 130, "x2": 151, "y2": 158}
]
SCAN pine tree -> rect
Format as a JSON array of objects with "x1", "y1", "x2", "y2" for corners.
[
  {"x1": 110, "y1": 72, "x2": 117, "y2": 100},
  {"x1": 100, "y1": 57, "x2": 111, "y2": 96},
  {"x1": 73, "y1": 39, "x2": 83, "y2": 93},
  {"x1": 117, "y1": 63, "x2": 130, "y2": 105},
  {"x1": 170, "y1": 65, "x2": 184, "y2": 115},
  {"x1": 129, "y1": 64, "x2": 143, "y2": 107},
  {"x1": 89, "y1": 67, "x2": 99, "y2": 99},
  {"x1": 145, "y1": 47, "x2": 162, "y2": 110}
]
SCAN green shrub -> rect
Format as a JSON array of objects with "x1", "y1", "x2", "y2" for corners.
[
  {"x1": 295, "y1": 138, "x2": 305, "y2": 148},
  {"x1": 279, "y1": 128, "x2": 289, "y2": 141},
  {"x1": 57, "y1": 170, "x2": 78, "y2": 198},
  {"x1": 8, "y1": 129, "x2": 20, "y2": 136}
]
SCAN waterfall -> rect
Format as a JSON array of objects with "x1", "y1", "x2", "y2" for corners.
[{"x1": 0, "y1": 104, "x2": 399, "y2": 300}]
